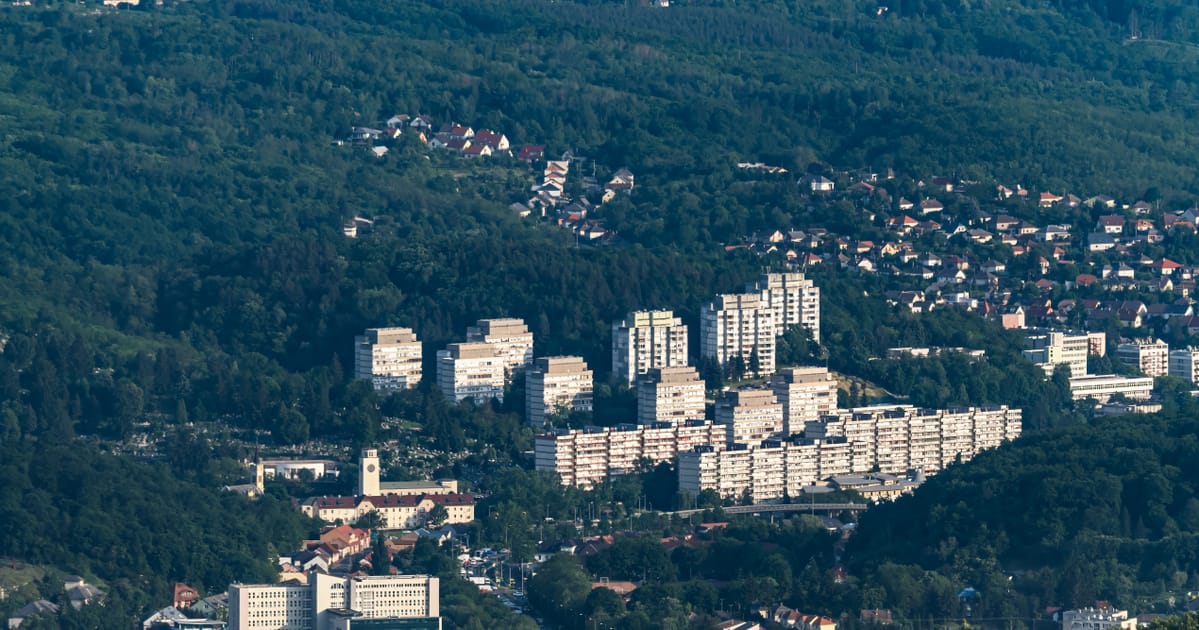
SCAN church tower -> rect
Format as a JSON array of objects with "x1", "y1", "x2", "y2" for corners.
[
  {"x1": 359, "y1": 449, "x2": 380, "y2": 496},
  {"x1": 254, "y1": 461, "x2": 265, "y2": 495}
]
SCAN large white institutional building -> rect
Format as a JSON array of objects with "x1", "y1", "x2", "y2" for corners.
[
  {"x1": 354, "y1": 328, "x2": 423, "y2": 391},
  {"x1": 227, "y1": 573, "x2": 440, "y2": 630},
  {"x1": 611, "y1": 310, "x2": 689, "y2": 386},
  {"x1": 298, "y1": 450, "x2": 475, "y2": 530}
]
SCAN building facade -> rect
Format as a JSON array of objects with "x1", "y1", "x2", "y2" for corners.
[
  {"x1": 228, "y1": 573, "x2": 440, "y2": 630},
  {"x1": 1168, "y1": 347, "x2": 1199, "y2": 385},
  {"x1": 715, "y1": 388, "x2": 784, "y2": 445},
  {"x1": 1060, "y1": 608, "x2": 1136, "y2": 630},
  {"x1": 1116, "y1": 338, "x2": 1169, "y2": 377},
  {"x1": 535, "y1": 421, "x2": 726, "y2": 488},
  {"x1": 355, "y1": 328, "x2": 423, "y2": 391},
  {"x1": 526, "y1": 356, "x2": 594, "y2": 426},
  {"x1": 300, "y1": 493, "x2": 475, "y2": 530},
  {"x1": 769, "y1": 367, "x2": 838, "y2": 435},
  {"x1": 700, "y1": 293, "x2": 776, "y2": 377},
  {"x1": 611, "y1": 310, "x2": 689, "y2": 386},
  {"x1": 679, "y1": 405, "x2": 1022, "y2": 502},
  {"x1": 636, "y1": 366, "x2": 706, "y2": 425},
  {"x1": 1068, "y1": 374, "x2": 1155, "y2": 401},
  {"x1": 436, "y1": 342, "x2": 506, "y2": 403},
  {"x1": 751, "y1": 272, "x2": 821, "y2": 343},
  {"x1": 464, "y1": 318, "x2": 534, "y2": 377},
  {"x1": 1022, "y1": 330, "x2": 1104, "y2": 377}
]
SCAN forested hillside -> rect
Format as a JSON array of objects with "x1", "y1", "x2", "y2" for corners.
[
  {"x1": 5, "y1": 0, "x2": 1199, "y2": 625},
  {"x1": 847, "y1": 389, "x2": 1199, "y2": 619},
  {"x1": 0, "y1": 441, "x2": 311, "y2": 626},
  {"x1": 6, "y1": 0, "x2": 1199, "y2": 443}
]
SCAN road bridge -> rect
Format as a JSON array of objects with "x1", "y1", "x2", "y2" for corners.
[{"x1": 667, "y1": 502, "x2": 868, "y2": 518}]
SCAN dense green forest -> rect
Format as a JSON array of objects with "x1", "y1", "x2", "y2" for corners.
[
  {"x1": 848, "y1": 389, "x2": 1199, "y2": 618},
  {"x1": 6, "y1": 0, "x2": 1199, "y2": 626},
  {"x1": 0, "y1": 441, "x2": 311, "y2": 626},
  {"x1": 5, "y1": 0, "x2": 1199, "y2": 442}
]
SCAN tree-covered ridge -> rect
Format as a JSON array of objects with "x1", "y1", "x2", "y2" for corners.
[
  {"x1": 0, "y1": 441, "x2": 311, "y2": 626},
  {"x1": 847, "y1": 396, "x2": 1199, "y2": 615}
]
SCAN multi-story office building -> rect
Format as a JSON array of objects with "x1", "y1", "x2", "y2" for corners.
[
  {"x1": 465, "y1": 318, "x2": 534, "y2": 377},
  {"x1": 680, "y1": 405, "x2": 1022, "y2": 501},
  {"x1": 715, "y1": 388, "x2": 784, "y2": 445},
  {"x1": 436, "y1": 342, "x2": 506, "y2": 403},
  {"x1": 1116, "y1": 338, "x2": 1169, "y2": 377},
  {"x1": 1022, "y1": 330, "x2": 1104, "y2": 377},
  {"x1": 526, "y1": 356, "x2": 593, "y2": 426},
  {"x1": 228, "y1": 573, "x2": 440, "y2": 630},
  {"x1": 354, "y1": 327, "x2": 423, "y2": 391},
  {"x1": 769, "y1": 367, "x2": 838, "y2": 435},
  {"x1": 700, "y1": 293, "x2": 776, "y2": 377},
  {"x1": 751, "y1": 272, "x2": 821, "y2": 342},
  {"x1": 611, "y1": 310, "x2": 689, "y2": 386},
  {"x1": 535, "y1": 421, "x2": 726, "y2": 488},
  {"x1": 1068, "y1": 374, "x2": 1155, "y2": 401},
  {"x1": 1168, "y1": 347, "x2": 1199, "y2": 385},
  {"x1": 636, "y1": 366, "x2": 706, "y2": 425}
]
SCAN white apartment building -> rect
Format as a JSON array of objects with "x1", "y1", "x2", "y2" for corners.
[
  {"x1": 700, "y1": 293, "x2": 776, "y2": 376},
  {"x1": 680, "y1": 405, "x2": 1022, "y2": 501},
  {"x1": 751, "y1": 272, "x2": 821, "y2": 342},
  {"x1": 769, "y1": 367, "x2": 838, "y2": 435},
  {"x1": 636, "y1": 366, "x2": 706, "y2": 425},
  {"x1": 1116, "y1": 338, "x2": 1169, "y2": 377},
  {"x1": 465, "y1": 318, "x2": 534, "y2": 377},
  {"x1": 1061, "y1": 608, "x2": 1136, "y2": 630},
  {"x1": 535, "y1": 421, "x2": 726, "y2": 488},
  {"x1": 1168, "y1": 347, "x2": 1199, "y2": 385},
  {"x1": 436, "y1": 342, "x2": 506, "y2": 403},
  {"x1": 526, "y1": 356, "x2": 594, "y2": 426},
  {"x1": 611, "y1": 310, "x2": 689, "y2": 385},
  {"x1": 354, "y1": 327, "x2": 423, "y2": 390},
  {"x1": 715, "y1": 388, "x2": 784, "y2": 445},
  {"x1": 1022, "y1": 330, "x2": 1105, "y2": 377},
  {"x1": 228, "y1": 573, "x2": 440, "y2": 630},
  {"x1": 1068, "y1": 374, "x2": 1155, "y2": 401}
]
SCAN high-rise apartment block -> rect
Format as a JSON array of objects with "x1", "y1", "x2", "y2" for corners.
[
  {"x1": 700, "y1": 293, "x2": 776, "y2": 376},
  {"x1": 636, "y1": 366, "x2": 706, "y2": 425},
  {"x1": 465, "y1": 318, "x2": 534, "y2": 377},
  {"x1": 769, "y1": 367, "x2": 838, "y2": 435},
  {"x1": 1022, "y1": 330, "x2": 1105, "y2": 377},
  {"x1": 751, "y1": 272, "x2": 821, "y2": 342},
  {"x1": 354, "y1": 327, "x2": 423, "y2": 391},
  {"x1": 526, "y1": 356, "x2": 594, "y2": 426},
  {"x1": 715, "y1": 388, "x2": 784, "y2": 445},
  {"x1": 1168, "y1": 347, "x2": 1199, "y2": 385},
  {"x1": 679, "y1": 405, "x2": 1021, "y2": 502},
  {"x1": 535, "y1": 421, "x2": 727, "y2": 488},
  {"x1": 1116, "y1": 338, "x2": 1169, "y2": 377},
  {"x1": 228, "y1": 573, "x2": 441, "y2": 630},
  {"x1": 437, "y1": 342, "x2": 506, "y2": 403},
  {"x1": 611, "y1": 310, "x2": 689, "y2": 385}
]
